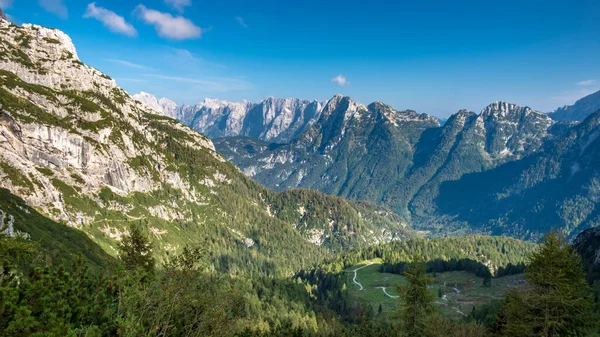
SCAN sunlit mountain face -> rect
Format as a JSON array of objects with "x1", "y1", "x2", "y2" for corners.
[{"x1": 1, "y1": 1, "x2": 600, "y2": 336}]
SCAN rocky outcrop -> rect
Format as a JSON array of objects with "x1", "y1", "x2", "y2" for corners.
[{"x1": 0, "y1": 18, "x2": 218, "y2": 226}]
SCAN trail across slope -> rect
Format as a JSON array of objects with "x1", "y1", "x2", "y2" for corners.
[
  {"x1": 352, "y1": 262, "x2": 374, "y2": 290},
  {"x1": 375, "y1": 286, "x2": 400, "y2": 298}
]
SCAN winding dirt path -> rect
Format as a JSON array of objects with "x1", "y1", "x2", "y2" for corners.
[
  {"x1": 375, "y1": 286, "x2": 399, "y2": 298},
  {"x1": 352, "y1": 262, "x2": 374, "y2": 290}
]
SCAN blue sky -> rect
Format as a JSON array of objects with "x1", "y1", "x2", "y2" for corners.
[{"x1": 3, "y1": 0, "x2": 600, "y2": 117}]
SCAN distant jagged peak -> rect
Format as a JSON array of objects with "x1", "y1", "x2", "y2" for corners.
[
  {"x1": 132, "y1": 92, "x2": 162, "y2": 113},
  {"x1": 445, "y1": 109, "x2": 478, "y2": 126},
  {"x1": 480, "y1": 101, "x2": 550, "y2": 121},
  {"x1": 367, "y1": 101, "x2": 439, "y2": 126},
  {"x1": 158, "y1": 97, "x2": 177, "y2": 107},
  {"x1": 320, "y1": 94, "x2": 367, "y2": 123},
  {"x1": 480, "y1": 101, "x2": 530, "y2": 118}
]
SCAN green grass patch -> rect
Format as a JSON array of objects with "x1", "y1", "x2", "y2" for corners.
[
  {"x1": 346, "y1": 260, "x2": 526, "y2": 318},
  {"x1": 0, "y1": 162, "x2": 34, "y2": 192}
]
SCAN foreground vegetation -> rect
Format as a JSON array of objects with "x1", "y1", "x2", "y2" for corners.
[{"x1": 2, "y1": 212, "x2": 599, "y2": 337}]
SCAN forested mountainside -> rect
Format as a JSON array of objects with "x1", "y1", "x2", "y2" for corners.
[
  {"x1": 215, "y1": 99, "x2": 554, "y2": 225},
  {"x1": 434, "y1": 108, "x2": 600, "y2": 239},
  {"x1": 574, "y1": 225, "x2": 600, "y2": 283},
  {"x1": 0, "y1": 18, "x2": 412, "y2": 277},
  {"x1": 133, "y1": 92, "x2": 325, "y2": 143}
]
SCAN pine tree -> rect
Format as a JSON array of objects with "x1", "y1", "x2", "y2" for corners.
[
  {"x1": 397, "y1": 259, "x2": 435, "y2": 337},
  {"x1": 500, "y1": 231, "x2": 596, "y2": 337},
  {"x1": 524, "y1": 231, "x2": 596, "y2": 337},
  {"x1": 118, "y1": 224, "x2": 155, "y2": 275}
]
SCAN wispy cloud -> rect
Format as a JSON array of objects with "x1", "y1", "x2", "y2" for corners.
[
  {"x1": 0, "y1": 0, "x2": 14, "y2": 9},
  {"x1": 115, "y1": 77, "x2": 146, "y2": 83},
  {"x1": 161, "y1": 47, "x2": 227, "y2": 69},
  {"x1": 164, "y1": 0, "x2": 191, "y2": 13},
  {"x1": 135, "y1": 5, "x2": 201, "y2": 40},
  {"x1": 577, "y1": 79, "x2": 596, "y2": 86},
  {"x1": 106, "y1": 59, "x2": 152, "y2": 70},
  {"x1": 331, "y1": 74, "x2": 349, "y2": 86},
  {"x1": 84, "y1": 3, "x2": 137, "y2": 37},
  {"x1": 169, "y1": 47, "x2": 199, "y2": 62},
  {"x1": 38, "y1": 0, "x2": 68, "y2": 18},
  {"x1": 145, "y1": 74, "x2": 252, "y2": 92},
  {"x1": 236, "y1": 17, "x2": 248, "y2": 28}
]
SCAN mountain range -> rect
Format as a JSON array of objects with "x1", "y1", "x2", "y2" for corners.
[
  {"x1": 133, "y1": 92, "x2": 326, "y2": 143},
  {"x1": 549, "y1": 89, "x2": 600, "y2": 121},
  {"x1": 2, "y1": 13, "x2": 600, "y2": 275},
  {"x1": 0, "y1": 18, "x2": 411, "y2": 276},
  {"x1": 134, "y1": 86, "x2": 600, "y2": 239}
]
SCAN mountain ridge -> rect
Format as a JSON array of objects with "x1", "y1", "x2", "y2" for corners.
[
  {"x1": 0, "y1": 18, "x2": 411, "y2": 276},
  {"x1": 549, "y1": 89, "x2": 600, "y2": 121},
  {"x1": 215, "y1": 99, "x2": 554, "y2": 228}
]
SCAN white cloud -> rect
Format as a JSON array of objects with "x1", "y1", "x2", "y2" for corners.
[
  {"x1": 577, "y1": 79, "x2": 596, "y2": 86},
  {"x1": 164, "y1": 0, "x2": 191, "y2": 13},
  {"x1": 106, "y1": 59, "x2": 151, "y2": 70},
  {"x1": 145, "y1": 74, "x2": 252, "y2": 92},
  {"x1": 84, "y1": 3, "x2": 137, "y2": 37},
  {"x1": 236, "y1": 17, "x2": 248, "y2": 28},
  {"x1": 38, "y1": 0, "x2": 68, "y2": 18},
  {"x1": 331, "y1": 74, "x2": 349, "y2": 86},
  {"x1": 135, "y1": 5, "x2": 201, "y2": 40},
  {"x1": 0, "y1": 0, "x2": 14, "y2": 9}
]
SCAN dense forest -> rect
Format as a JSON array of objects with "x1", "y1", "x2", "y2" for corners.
[{"x1": 2, "y1": 215, "x2": 598, "y2": 336}]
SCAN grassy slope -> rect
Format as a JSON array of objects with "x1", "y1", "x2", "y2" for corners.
[
  {"x1": 345, "y1": 259, "x2": 526, "y2": 318},
  {"x1": 0, "y1": 188, "x2": 115, "y2": 271}
]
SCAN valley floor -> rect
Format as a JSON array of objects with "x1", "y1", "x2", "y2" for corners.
[{"x1": 345, "y1": 259, "x2": 527, "y2": 318}]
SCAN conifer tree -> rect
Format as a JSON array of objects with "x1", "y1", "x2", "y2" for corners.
[
  {"x1": 118, "y1": 224, "x2": 155, "y2": 275},
  {"x1": 500, "y1": 231, "x2": 596, "y2": 337},
  {"x1": 524, "y1": 231, "x2": 595, "y2": 337},
  {"x1": 397, "y1": 259, "x2": 435, "y2": 337}
]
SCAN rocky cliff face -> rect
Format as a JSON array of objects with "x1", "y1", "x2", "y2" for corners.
[
  {"x1": 0, "y1": 19, "x2": 216, "y2": 226},
  {"x1": 133, "y1": 92, "x2": 324, "y2": 143},
  {"x1": 0, "y1": 18, "x2": 411, "y2": 274}
]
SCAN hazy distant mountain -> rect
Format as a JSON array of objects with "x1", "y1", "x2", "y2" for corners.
[
  {"x1": 549, "y1": 89, "x2": 600, "y2": 121},
  {"x1": 133, "y1": 92, "x2": 324, "y2": 143}
]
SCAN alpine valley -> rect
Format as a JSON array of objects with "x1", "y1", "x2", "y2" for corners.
[
  {"x1": 1, "y1": 13, "x2": 600, "y2": 337},
  {"x1": 138, "y1": 88, "x2": 600, "y2": 240}
]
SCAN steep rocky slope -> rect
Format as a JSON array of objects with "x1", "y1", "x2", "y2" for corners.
[
  {"x1": 549, "y1": 89, "x2": 600, "y2": 121},
  {"x1": 0, "y1": 18, "x2": 410, "y2": 276},
  {"x1": 216, "y1": 99, "x2": 553, "y2": 224},
  {"x1": 133, "y1": 92, "x2": 324, "y2": 143}
]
